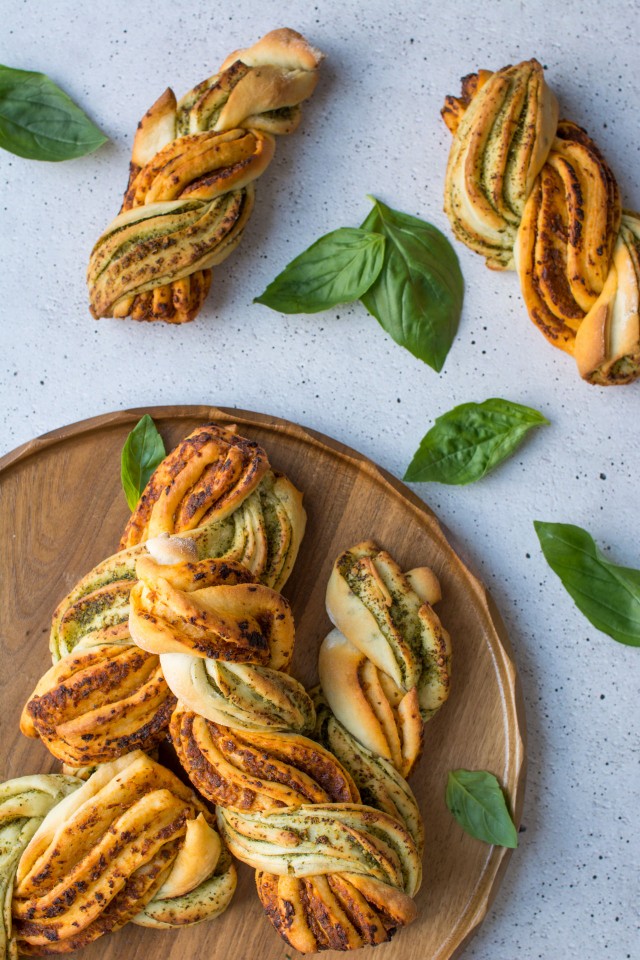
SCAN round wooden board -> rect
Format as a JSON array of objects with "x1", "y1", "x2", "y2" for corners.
[{"x1": 0, "y1": 406, "x2": 526, "y2": 960}]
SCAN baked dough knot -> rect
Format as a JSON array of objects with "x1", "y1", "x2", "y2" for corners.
[
  {"x1": 443, "y1": 60, "x2": 640, "y2": 384},
  {"x1": 48, "y1": 423, "x2": 305, "y2": 661},
  {"x1": 321, "y1": 541, "x2": 452, "y2": 778},
  {"x1": 10, "y1": 752, "x2": 236, "y2": 954},
  {"x1": 87, "y1": 29, "x2": 324, "y2": 324}
]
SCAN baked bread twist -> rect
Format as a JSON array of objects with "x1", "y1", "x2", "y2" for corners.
[
  {"x1": 88, "y1": 29, "x2": 323, "y2": 324},
  {"x1": 9, "y1": 752, "x2": 236, "y2": 953},
  {"x1": 442, "y1": 59, "x2": 640, "y2": 384},
  {"x1": 0, "y1": 775, "x2": 81, "y2": 960},
  {"x1": 22, "y1": 423, "x2": 305, "y2": 768},
  {"x1": 127, "y1": 538, "x2": 423, "y2": 952},
  {"x1": 321, "y1": 542, "x2": 451, "y2": 777}
]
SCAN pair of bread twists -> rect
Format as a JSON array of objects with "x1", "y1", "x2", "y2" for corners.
[
  {"x1": 21, "y1": 423, "x2": 305, "y2": 769},
  {"x1": 442, "y1": 59, "x2": 640, "y2": 384},
  {"x1": 7, "y1": 752, "x2": 235, "y2": 954},
  {"x1": 88, "y1": 29, "x2": 323, "y2": 323},
  {"x1": 127, "y1": 537, "x2": 423, "y2": 952}
]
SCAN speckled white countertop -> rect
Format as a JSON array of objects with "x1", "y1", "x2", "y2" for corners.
[{"x1": 1, "y1": 0, "x2": 638, "y2": 957}]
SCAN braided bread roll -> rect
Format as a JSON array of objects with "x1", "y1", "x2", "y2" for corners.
[
  {"x1": 0, "y1": 775, "x2": 81, "y2": 960},
  {"x1": 88, "y1": 29, "x2": 323, "y2": 324},
  {"x1": 321, "y1": 542, "x2": 451, "y2": 777},
  {"x1": 128, "y1": 537, "x2": 423, "y2": 952},
  {"x1": 266, "y1": 542, "x2": 453, "y2": 951},
  {"x1": 22, "y1": 423, "x2": 305, "y2": 767},
  {"x1": 442, "y1": 59, "x2": 639, "y2": 384},
  {"x1": 11, "y1": 752, "x2": 236, "y2": 954}
]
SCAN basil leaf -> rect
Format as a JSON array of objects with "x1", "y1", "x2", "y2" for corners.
[
  {"x1": 121, "y1": 415, "x2": 166, "y2": 511},
  {"x1": 446, "y1": 770, "x2": 518, "y2": 848},
  {"x1": 254, "y1": 227, "x2": 385, "y2": 313},
  {"x1": 404, "y1": 398, "x2": 548, "y2": 484},
  {"x1": 0, "y1": 64, "x2": 107, "y2": 161},
  {"x1": 360, "y1": 197, "x2": 464, "y2": 371},
  {"x1": 534, "y1": 521, "x2": 640, "y2": 647}
]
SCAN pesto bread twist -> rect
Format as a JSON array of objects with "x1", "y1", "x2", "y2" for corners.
[
  {"x1": 10, "y1": 752, "x2": 236, "y2": 954},
  {"x1": 23, "y1": 423, "x2": 305, "y2": 768},
  {"x1": 127, "y1": 538, "x2": 422, "y2": 953},
  {"x1": 442, "y1": 59, "x2": 640, "y2": 384},
  {"x1": 321, "y1": 542, "x2": 451, "y2": 778},
  {"x1": 0, "y1": 775, "x2": 81, "y2": 960},
  {"x1": 87, "y1": 28, "x2": 323, "y2": 324}
]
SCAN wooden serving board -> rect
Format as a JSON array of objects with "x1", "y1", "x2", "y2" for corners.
[{"x1": 0, "y1": 406, "x2": 526, "y2": 960}]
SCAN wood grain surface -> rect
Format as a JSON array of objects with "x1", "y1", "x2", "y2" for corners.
[{"x1": 0, "y1": 405, "x2": 526, "y2": 960}]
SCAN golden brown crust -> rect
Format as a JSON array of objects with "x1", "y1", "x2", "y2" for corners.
[
  {"x1": 20, "y1": 641, "x2": 175, "y2": 765},
  {"x1": 441, "y1": 69, "x2": 494, "y2": 134},
  {"x1": 170, "y1": 704, "x2": 357, "y2": 811},
  {"x1": 574, "y1": 211, "x2": 640, "y2": 384},
  {"x1": 219, "y1": 28, "x2": 325, "y2": 73},
  {"x1": 120, "y1": 423, "x2": 269, "y2": 548},
  {"x1": 515, "y1": 120, "x2": 621, "y2": 353},
  {"x1": 255, "y1": 871, "x2": 414, "y2": 951},
  {"x1": 129, "y1": 555, "x2": 295, "y2": 669}
]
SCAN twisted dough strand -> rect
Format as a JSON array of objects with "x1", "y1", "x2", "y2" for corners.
[
  {"x1": 88, "y1": 28, "x2": 323, "y2": 324},
  {"x1": 442, "y1": 59, "x2": 640, "y2": 384}
]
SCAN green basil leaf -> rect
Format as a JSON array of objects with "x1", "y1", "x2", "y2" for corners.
[
  {"x1": 254, "y1": 227, "x2": 385, "y2": 313},
  {"x1": 404, "y1": 398, "x2": 548, "y2": 484},
  {"x1": 446, "y1": 770, "x2": 518, "y2": 848},
  {"x1": 534, "y1": 521, "x2": 640, "y2": 647},
  {"x1": 360, "y1": 196, "x2": 464, "y2": 371},
  {"x1": 121, "y1": 415, "x2": 166, "y2": 512},
  {"x1": 0, "y1": 64, "x2": 107, "y2": 161}
]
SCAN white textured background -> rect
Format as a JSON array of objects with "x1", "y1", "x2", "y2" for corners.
[{"x1": 1, "y1": 1, "x2": 638, "y2": 957}]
